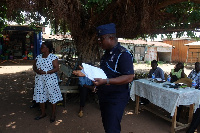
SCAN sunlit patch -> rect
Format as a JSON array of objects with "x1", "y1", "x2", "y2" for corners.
[
  {"x1": 22, "y1": 103, "x2": 27, "y2": 106},
  {"x1": 2, "y1": 115, "x2": 6, "y2": 117},
  {"x1": 6, "y1": 122, "x2": 16, "y2": 127},
  {"x1": 20, "y1": 91, "x2": 27, "y2": 94},
  {"x1": 55, "y1": 120, "x2": 62, "y2": 126},
  {"x1": 10, "y1": 113, "x2": 15, "y2": 116},
  {"x1": 62, "y1": 110, "x2": 67, "y2": 114},
  {"x1": 12, "y1": 125, "x2": 16, "y2": 128},
  {"x1": 124, "y1": 111, "x2": 134, "y2": 115},
  {"x1": 14, "y1": 80, "x2": 17, "y2": 82}
]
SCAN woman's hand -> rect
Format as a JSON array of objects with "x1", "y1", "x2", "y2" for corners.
[
  {"x1": 72, "y1": 70, "x2": 85, "y2": 77},
  {"x1": 72, "y1": 65, "x2": 85, "y2": 77},
  {"x1": 36, "y1": 68, "x2": 45, "y2": 75},
  {"x1": 78, "y1": 65, "x2": 83, "y2": 70}
]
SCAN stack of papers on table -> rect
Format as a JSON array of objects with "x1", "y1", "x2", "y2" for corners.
[
  {"x1": 155, "y1": 78, "x2": 162, "y2": 81},
  {"x1": 81, "y1": 63, "x2": 107, "y2": 81}
]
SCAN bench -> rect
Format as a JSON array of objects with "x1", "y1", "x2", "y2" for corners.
[
  {"x1": 60, "y1": 85, "x2": 79, "y2": 107},
  {"x1": 59, "y1": 61, "x2": 80, "y2": 107}
]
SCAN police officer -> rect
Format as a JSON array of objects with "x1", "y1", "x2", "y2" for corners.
[
  {"x1": 93, "y1": 23, "x2": 134, "y2": 133},
  {"x1": 73, "y1": 23, "x2": 134, "y2": 133}
]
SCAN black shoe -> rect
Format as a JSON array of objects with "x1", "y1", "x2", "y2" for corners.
[
  {"x1": 50, "y1": 116, "x2": 56, "y2": 123},
  {"x1": 34, "y1": 114, "x2": 47, "y2": 120},
  {"x1": 30, "y1": 103, "x2": 39, "y2": 108}
]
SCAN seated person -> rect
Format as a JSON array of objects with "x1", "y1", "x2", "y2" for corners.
[
  {"x1": 170, "y1": 62, "x2": 185, "y2": 83},
  {"x1": 148, "y1": 60, "x2": 165, "y2": 80},
  {"x1": 187, "y1": 62, "x2": 200, "y2": 133},
  {"x1": 141, "y1": 60, "x2": 164, "y2": 105},
  {"x1": 78, "y1": 65, "x2": 97, "y2": 118},
  {"x1": 188, "y1": 62, "x2": 200, "y2": 89}
]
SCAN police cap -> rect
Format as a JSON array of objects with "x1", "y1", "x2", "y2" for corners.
[{"x1": 96, "y1": 23, "x2": 116, "y2": 37}]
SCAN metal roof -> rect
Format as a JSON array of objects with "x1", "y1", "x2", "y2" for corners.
[
  {"x1": 184, "y1": 41, "x2": 200, "y2": 46},
  {"x1": 118, "y1": 39, "x2": 172, "y2": 47}
]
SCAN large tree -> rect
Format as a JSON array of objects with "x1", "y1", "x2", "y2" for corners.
[{"x1": 1, "y1": 0, "x2": 200, "y2": 62}]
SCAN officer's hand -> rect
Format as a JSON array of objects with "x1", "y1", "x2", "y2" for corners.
[
  {"x1": 93, "y1": 78, "x2": 106, "y2": 86},
  {"x1": 72, "y1": 70, "x2": 85, "y2": 77}
]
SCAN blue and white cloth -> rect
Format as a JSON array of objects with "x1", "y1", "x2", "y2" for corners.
[
  {"x1": 33, "y1": 53, "x2": 63, "y2": 104},
  {"x1": 188, "y1": 69, "x2": 200, "y2": 89}
]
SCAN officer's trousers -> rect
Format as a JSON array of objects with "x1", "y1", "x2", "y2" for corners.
[
  {"x1": 187, "y1": 108, "x2": 200, "y2": 133},
  {"x1": 99, "y1": 100, "x2": 128, "y2": 133}
]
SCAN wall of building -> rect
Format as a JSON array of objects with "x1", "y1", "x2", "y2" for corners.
[
  {"x1": 186, "y1": 45, "x2": 200, "y2": 63},
  {"x1": 164, "y1": 40, "x2": 195, "y2": 63},
  {"x1": 144, "y1": 47, "x2": 157, "y2": 62}
]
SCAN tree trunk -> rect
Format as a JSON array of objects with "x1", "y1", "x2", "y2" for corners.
[{"x1": 74, "y1": 32, "x2": 101, "y2": 64}]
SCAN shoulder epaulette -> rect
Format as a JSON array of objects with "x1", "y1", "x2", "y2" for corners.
[{"x1": 118, "y1": 46, "x2": 127, "y2": 53}]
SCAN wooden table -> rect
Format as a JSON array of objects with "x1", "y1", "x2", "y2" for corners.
[{"x1": 130, "y1": 79, "x2": 200, "y2": 133}]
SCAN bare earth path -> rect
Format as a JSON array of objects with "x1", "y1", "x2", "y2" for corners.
[{"x1": 0, "y1": 63, "x2": 199, "y2": 133}]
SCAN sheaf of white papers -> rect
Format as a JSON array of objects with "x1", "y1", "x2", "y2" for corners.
[{"x1": 81, "y1": 63, "x2": 107, "y2": 81}]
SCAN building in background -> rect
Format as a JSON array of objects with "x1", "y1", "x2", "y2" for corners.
[
  {"x1": 119, "y1": 39, "x2": 172, "y2": 62},
  {"x1": 0, "y1": 25, "x2": 42, "y2": 60},
  {"x1": 184, "y1": 41, "x2": 200, "y2": 64}
]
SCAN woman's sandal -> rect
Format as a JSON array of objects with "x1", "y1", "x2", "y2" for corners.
[
  {"x1": 34, "y1": 114, "x2": 47, "y2": 120},
  {"x1": 78, "y1": 111, "x2": 83, "y2": 118}
]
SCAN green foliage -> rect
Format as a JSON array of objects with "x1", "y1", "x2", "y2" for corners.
[
  {"x1": 134, "y1": 72, "x2": 149, "y2": 79},
  {"x1": 12, "y1": 11, "x2": 25, "y2": 25},
  {"x1": 1, "y1": 1, "x2": 200, "y2": 40},
  {"x1": 28, "y1": 22, "x2": 42, "y2": 33},
  {"x1": 149, "y1": 2, "x2": 200, "y2": 40},
  {"x1": 164, "y1": 2, "x2": 200, "y2": 25},
  {"x1": 162, "y1": 2, "x2": 200, "y2": 37},
  {"x1": 83, "y1": 0, "x2": 112, "y2": 14},
  {"x1": 0, "y1": 4, "x2": 7, "y2": 36},
  {"x1": 145, "y1": 61, "x2": 151, "y2": 65},
  {"x1": 158, "y1": 61, "x2": 164, "y2": 65}
]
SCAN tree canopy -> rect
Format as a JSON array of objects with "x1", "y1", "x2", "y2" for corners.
[{"x1": 1, "y1": 0, "x2": 200, "y2": 62}]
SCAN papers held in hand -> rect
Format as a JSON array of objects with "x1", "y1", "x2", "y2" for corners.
[{"x1": 81, "y1": 63, "x2": 107, "y2": 81}]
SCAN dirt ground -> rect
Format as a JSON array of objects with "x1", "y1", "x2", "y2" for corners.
[{"x1": 0, "y1": 63, "x2": 199, "y2": 133}]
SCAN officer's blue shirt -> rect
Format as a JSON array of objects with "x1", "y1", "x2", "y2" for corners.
[{"x1": 98, "y1": 43, "x2": 134, "y2": 102}]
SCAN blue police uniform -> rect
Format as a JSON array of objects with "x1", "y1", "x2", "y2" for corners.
[{"x1": 98, "y1": 42, "x2": 134, "y2": 133}]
